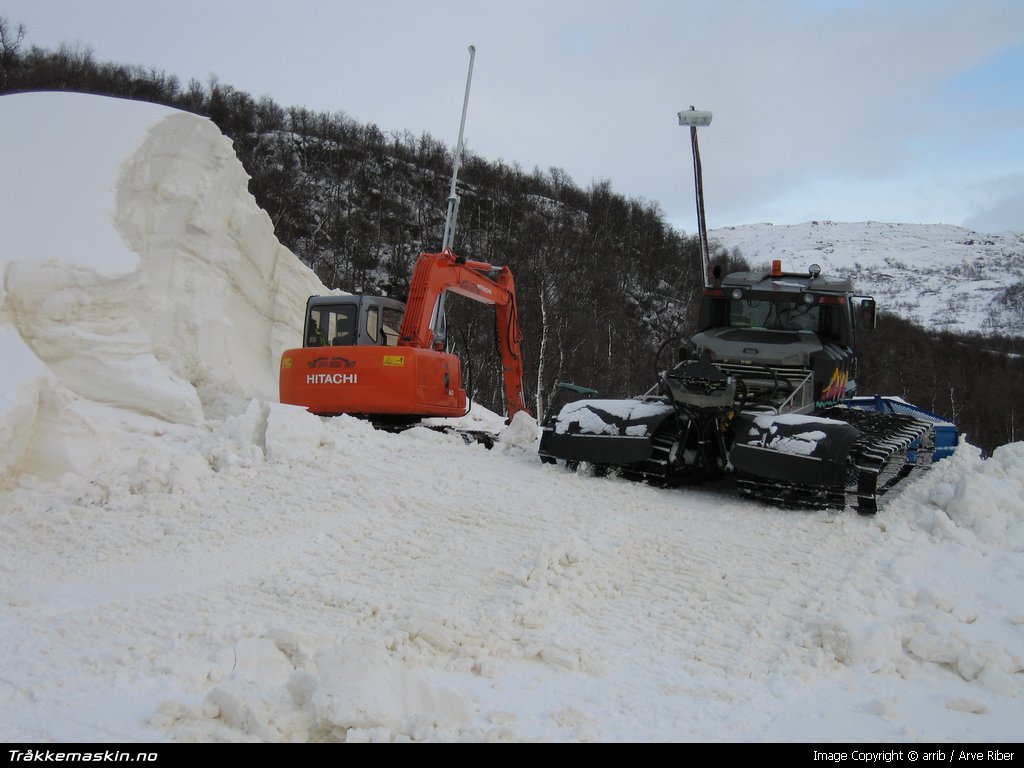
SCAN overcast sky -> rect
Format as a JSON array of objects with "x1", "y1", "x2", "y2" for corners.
[{"x1": 5, "y1": 0, "x2": 1023, "y2": 234}]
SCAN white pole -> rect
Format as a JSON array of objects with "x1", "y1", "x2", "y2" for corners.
[{"x1": 442, "y1": 45, "x2": 476, "y2": 251}]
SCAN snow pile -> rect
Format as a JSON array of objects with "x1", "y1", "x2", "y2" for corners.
[
  {"x1": 921, "y1": 442, "x2": 1024, "y2": 549},
  {"x1": 805, "y1": 441, "x2": 1024, "y2": 729},
  {"x1": 163, "y1": 636, "x2": 473, "y2": 742},
  {"x1": 0, "y1": 92, "x2": 324, "y2": 486}
]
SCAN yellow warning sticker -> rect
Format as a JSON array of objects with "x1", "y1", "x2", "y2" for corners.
[
  {"x1": 383, "y1": 355, "x2": 405, "y2": 367},
  {"x1": 281, "y1": 357, "x2": 292, "y2": 369}
]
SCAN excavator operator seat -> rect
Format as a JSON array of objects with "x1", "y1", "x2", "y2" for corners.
[{"x1": 307, "y1": 318, "x2": 327, "y2": 347}]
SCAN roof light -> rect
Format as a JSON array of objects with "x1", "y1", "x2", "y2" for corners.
[
  {"x1": 771, "y1": 259, "x2": 782, "y2": 276},
  {"x1": 809, "y1": 263, "x2": 821, "y2": 278}
]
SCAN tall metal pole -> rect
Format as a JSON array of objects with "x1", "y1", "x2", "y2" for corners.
[
  {"x1": 441, "y1": 45, "x2": 476, "y2": 252},
  {"x1": 691, "y1": 125, "x2": 709, "y2": 288},
  {"x1": 679, "y1": 107, "x2": 713, "y2": 288},
  {"x1": 433, "y1": 45, "x2": 476, "y2": 346}
]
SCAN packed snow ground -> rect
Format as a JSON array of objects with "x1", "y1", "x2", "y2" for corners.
[{"x1": 1, "y1": 92, "x2": 1022, "y2": 743}]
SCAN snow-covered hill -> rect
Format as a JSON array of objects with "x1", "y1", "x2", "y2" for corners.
[
  {"x1": 1, "y1": 92, "x2": 1022, "y2": 743},
  {"x1": 710, "y1": 221, "x2": 1024, "y2": 336}
]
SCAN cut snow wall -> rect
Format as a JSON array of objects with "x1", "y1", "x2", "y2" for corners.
[{"x1": 0, "y1": 92, "x2": 326, "y2": 483}]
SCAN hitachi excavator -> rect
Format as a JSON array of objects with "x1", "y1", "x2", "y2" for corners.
[
  {"x1": 279, "y1": 249, "x2": 528, "y2": 427},
  {"x1": 279, "y1": 46, "x2": 529, "y2": 433}
]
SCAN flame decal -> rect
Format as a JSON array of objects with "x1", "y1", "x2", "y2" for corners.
[{"x1": 820, "y1": 366, "x2": 849, "y2": 403}]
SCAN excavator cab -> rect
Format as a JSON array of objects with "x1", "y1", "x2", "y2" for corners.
[{"x1": 302, "y1": 295, "x2": 405, "y2": 348}]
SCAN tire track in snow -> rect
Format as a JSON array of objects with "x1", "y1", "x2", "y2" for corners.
[{"x1": 468, "y1": 468, "x2": 870, "y2": 687}]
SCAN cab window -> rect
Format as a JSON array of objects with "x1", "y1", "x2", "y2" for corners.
[
  {"x1": 306, "y1": 305, "x2": 357, "y2": 346},
  {"x1": 381, "y1": 307, "x2": 402, "y2": 346},
  {"x1": 365, "y1": 307, "x2": 379, "y2": 343},
  {"x1": 729, "y1": 298, "x2": 820, "y2": 332}
]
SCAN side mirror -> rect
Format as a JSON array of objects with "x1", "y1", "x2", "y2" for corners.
[{"x1": 857, "y1": 297, "x2": 876, "y2": 331}]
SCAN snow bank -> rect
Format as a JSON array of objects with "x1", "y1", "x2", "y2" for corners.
[
  {"x1": 928, "y1": 442, "x2": 1024, "y2": 548},
  {"x1": 0, "y1": 92, "x2": 325, "y2": 485},
  {"x1": 496, "y1": 410, "x2": 541, "y2": 453},
  {"x1": 810, "y1": 441, "x2": 1024, "y2": 707}
]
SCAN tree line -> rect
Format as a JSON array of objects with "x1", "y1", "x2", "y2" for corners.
[{"x1": 3, "y1": 18, "x2": 1021, "y2": 456}]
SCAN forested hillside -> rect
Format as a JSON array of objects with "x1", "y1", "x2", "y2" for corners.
[{"x1": 3, "y1": 18, "x2": 1020, "y2": 454}]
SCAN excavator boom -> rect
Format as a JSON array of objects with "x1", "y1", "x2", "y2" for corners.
[{"x1": 399, "y1": 249, "x2": 527, "y2": 418}]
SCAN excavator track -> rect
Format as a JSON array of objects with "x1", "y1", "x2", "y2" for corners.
[
  {"x1": 367, "y1": 416, "x2": 500, "y2": 448},
  {"x1": 734, "y1": 406, "x2": 936, "y2": 515}
]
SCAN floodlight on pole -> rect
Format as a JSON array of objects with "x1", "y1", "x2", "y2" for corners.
[
  {"x1": 678, "y1": 109, "x2": 712, "y2": 128},
  {"x1": 679, "y1": 106, "x2": 712, "y2": 288}
]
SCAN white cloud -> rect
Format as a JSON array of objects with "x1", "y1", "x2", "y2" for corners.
[{"x1": 964, "y1": 172, "x2": 1024, "y2": 233}]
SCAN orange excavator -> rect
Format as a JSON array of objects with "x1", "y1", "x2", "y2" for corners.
[
  {"x1": 278, "y1": 248, "x2": 528, "y2": 426},
  {"x1": 278, "y1": 46, "x2": 530, "y2": 429}
]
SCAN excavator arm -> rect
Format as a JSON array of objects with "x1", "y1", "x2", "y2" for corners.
[{"x1": 399, "y1": 248, "x2": 528, "y2": 421}]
